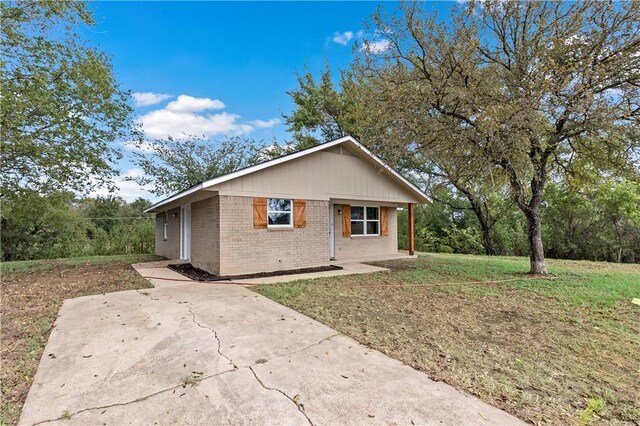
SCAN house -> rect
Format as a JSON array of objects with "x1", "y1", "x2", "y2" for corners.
[{"x1": 144, "y1": 136, "x2": 429, "y2": 276}]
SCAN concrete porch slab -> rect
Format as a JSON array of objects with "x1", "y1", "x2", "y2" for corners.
[
  {"x1": 331, "y1": 252, "x2": 417, "y2": 265},
  {"x1": 229, "y1": 261, "x2": 390, "y2": 285}
]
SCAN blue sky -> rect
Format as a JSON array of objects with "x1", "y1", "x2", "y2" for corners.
[{"x1": 85, "y1": 1, "x2": 453, "y2": 201}]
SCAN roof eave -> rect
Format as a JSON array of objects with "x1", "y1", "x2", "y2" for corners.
[{"x1": 143, "y1": 135, "x2": 430, "y2": 212}]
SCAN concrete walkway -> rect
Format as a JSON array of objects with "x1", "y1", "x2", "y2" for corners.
[{"x1": 19, "y1": 261, "x2": 524, "y2": 426}]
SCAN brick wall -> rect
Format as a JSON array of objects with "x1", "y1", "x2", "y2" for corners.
[
  {"x1": 190, "y1": 196, "x2": 220, "y2": 274},
  {"x1": 333, "y1": 203, "x2": 398, "y2": 260},
  {"x1": 218, "y1": 195, "x2": 330, "y2": 276},
  {"x1": 155, "y1": 207, "x2": 180, "y2": 259}
]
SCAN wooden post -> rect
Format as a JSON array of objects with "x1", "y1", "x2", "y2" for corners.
[{"x1": 408, "y1": 203, "x2": 415, "y2": 255}]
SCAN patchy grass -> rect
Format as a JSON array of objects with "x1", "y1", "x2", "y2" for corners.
[
  {"x1": 0, "y1": 254, "x2": 158, "y2": 426},
  {"x1": 180, "y1": 372, "x2": 204, "y2": 387},
  {"x1": 253, "y1": 253, "x2": 640, "y2": 425},
  {"x1": 1, "y1": 254, "x2": 158, "y2": 274}
]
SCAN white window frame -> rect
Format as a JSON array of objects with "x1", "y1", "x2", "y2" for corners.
[
  {"x1": 267, "y1": 198, "x2": 293, "y2": 228},
  {"x1": 163, "y1": 211, "x2": 168, "y2": 240},
  {"x1": 351, "y1": 205, "x2": 380, "y2": 236}
]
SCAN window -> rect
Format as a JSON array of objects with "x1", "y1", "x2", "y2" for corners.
[
  {"x1": 267, "y1": 198, "x2": 292, "y2": 227},
  {"x1": 351, "y1": 206, "x2": 379, "y2": 236},
  {"x1": 163, "y1": 211, "x2": 168, "y2": 239}
]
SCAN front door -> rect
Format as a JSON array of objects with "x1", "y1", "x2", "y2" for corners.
[
  {"x1": 329, "y1": 203, "x2": 335, "y2": 259},
  {"x1": 181, "y1": 204, "x2": 191, "y2": 260}
]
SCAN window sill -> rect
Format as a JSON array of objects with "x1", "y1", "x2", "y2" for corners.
[
  {"x1": 350, "y1": 235, "x2": 381, "y2": 239},
  {"x1": 267, "y1": 226, "x2": 294, "y2": 231}
]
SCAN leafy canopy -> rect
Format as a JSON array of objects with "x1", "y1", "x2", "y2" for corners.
[
  {"x1": 1, "y1": 1, "x2": 137, "y2": 196},
  {"x1": 129, "y1": 136, "x2": 265, "y2": 196}
]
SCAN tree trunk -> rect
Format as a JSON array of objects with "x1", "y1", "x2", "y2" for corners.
[
  {"x1": 614, "y1": 222, "x2": 623, "y2": 263},
  {"x1": 525, "y1": 209, "x2": 547, "y2": 274},
  {"x1": 453, "y1": 182, "x2": 498, "y2": 256},
  {"x1": 480, "y1": 223, "x2": 496, "y2": 256}
]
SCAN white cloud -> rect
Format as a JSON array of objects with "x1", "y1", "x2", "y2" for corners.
[
  {"x1": 165, "y1": 95, "x2": 225, "y2": 112},
  {"x1": 140, "y1": 110, "x2": 246, "y2": 139},
  {"x1": 248, "y1": 118, "x2": 281, "y2": 129},
  {"x1": 137, "y1": 95, "x2": 280, "y2": 139},
  {"x1": 360, "y1": 39, "x2": 391, "y2": 54},
  {"x1": 333, "y1": 31, "x2": 354, "y2": 46},
  {"x1": 90, "y1": 168, "x2": 156, "y2": 202},
  {"x1": 132, "y1": 92, "x2": 172, "y2": 107}
]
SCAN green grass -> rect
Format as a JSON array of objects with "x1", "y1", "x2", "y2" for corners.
[
  {"x1": 258, "y1": 253, "x2": 640, "y2": 309},
  {"x1": 0, "y1": 254, "x2": 158, "y2": 274},
  {"x1": 252, "y1": 253, "x2": 640, "y2": 425}
]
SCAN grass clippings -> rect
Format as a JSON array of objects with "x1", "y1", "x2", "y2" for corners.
[
  {"x1": 252, "y1": 253, "x2": 640, "y2": 425},
  {"x1": 0, "y1": 254, "x2": 158, "y2": 426}
]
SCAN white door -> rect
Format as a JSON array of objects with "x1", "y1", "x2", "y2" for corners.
[
  {"x1": 329, "y1": 204, "x2": 335, "y2": 259},
  {"x1": 181, "y1": 205, "x2": 191, "y2": 260}
]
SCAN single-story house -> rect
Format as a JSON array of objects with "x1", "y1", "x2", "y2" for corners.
[{"x1": 144, "y1": 136, "x2": 429, "y2": 276}]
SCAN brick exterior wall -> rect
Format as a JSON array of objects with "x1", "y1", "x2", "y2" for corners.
[
  {"x1": 155, "y1": 207, "x2": 180, "y2": 259},
  {"x1": 190, "y1": 196, "x2": 220, "y2": 274},
  {"x1": 333, "y1": 203, "x2": 398, "y2": 260},
  {"x1": 218, "y1": 195, "x2": 330, "y2": 276}
]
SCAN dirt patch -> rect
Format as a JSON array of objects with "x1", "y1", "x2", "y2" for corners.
[
  {"x1": 168, "y1": 262, "x2": 342, "y2": 282},
  {"x1": 0, "y1": 257, "x2": 155, "y2": 425}
]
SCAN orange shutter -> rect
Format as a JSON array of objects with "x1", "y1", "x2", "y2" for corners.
[
  {"x1": 294, "y1": 200, "x2": 306, "y2": 228},
  {"x1": 253, "y1": 197, "x2": 267, "y2": 229},
  {"x1": 342, "y1": 204, "x2": 351, "y2": 237},
  {"x1": 381, "y1": 206, "x2": 389, "y2": 236}
]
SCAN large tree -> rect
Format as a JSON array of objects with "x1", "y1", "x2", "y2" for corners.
[
  {"x1": 1, "y1": 1, "x2": 137, "y2": 196},
  {"x1": 129, "y1": 137, "x2": 263, "y2": 196},
  {"x1": 284, "y1": 67, "x2": 509, "y2": 255},
  {"x1": 355, "y1": 0, "x2": 640, "y2": 273}
]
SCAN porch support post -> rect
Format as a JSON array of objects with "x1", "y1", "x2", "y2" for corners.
[{"x1": 408, "y1": 203, "x2": 415, "y2": 256}]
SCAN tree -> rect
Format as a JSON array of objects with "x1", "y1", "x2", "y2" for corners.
[
  {"x1": 597, "y1": 180, "x2": 640, "y2": 263},
  {"x1": 355, "y1": 0, "x2": 640, "y2": 273},
  {"x1": 129, "y1": 136, "x2": 263, "y2": 196},
  {"x1": 283, "y1": 65, "x2": 371, "y2": 149},
  {"x1": 284, "y1": 67, "x2": 509, "y2": 255},
  {"x1": 1, "y1": 1, "x2": 137, "y2": 196},
  {"x1": 0, "y1": 190, "x2": 89, "y2": 260},
  {"x1": 83, "y1": 195, "x2": 123, "y2": 233}
]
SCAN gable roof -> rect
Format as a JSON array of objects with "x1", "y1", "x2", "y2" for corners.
[{"x1": 144, "y1": 136, "x2": 430, "y2": 213}]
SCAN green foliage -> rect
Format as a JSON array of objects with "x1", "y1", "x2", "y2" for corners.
[
  {"x1": 129, "y1": 136, "x2": 263, "y2": 196},
  {"x1": 1, "y1": 191, "x2": 155, "y2": 261},
  {"x1": 542, "y1": 180, "x2": 640, "y2": 263},
  {"x1": 0, "y1": 1, "x2": 137, "y2": 196},
  {"x1": 283, "y1": 64, "x2": 371, "y2": 149}
]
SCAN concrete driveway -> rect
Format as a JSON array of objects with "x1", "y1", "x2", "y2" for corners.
[{"x1": 20, "y1": 261, "x2": 523, "y2": 426}]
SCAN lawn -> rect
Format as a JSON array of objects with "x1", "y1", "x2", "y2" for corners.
[
  {"x1": 0, "y1": 254, "x2": 158, "y2": 426},
  {"x1": 253, "y1": 253, "x2": 640, "y2": 425}
]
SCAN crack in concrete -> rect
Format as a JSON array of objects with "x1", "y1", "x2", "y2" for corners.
[
  {"x1": 245, "y1": 333, "x2": 340, "y2": 367},
  {"x1": 248, "y1": 366, "x2": 314, "y2": 426},
  {"x1": 30, "y1": 369, "x2": 238, "y2": 426},
  {"x1": 186, "y1": 304, "x2": 238, "y2": 369},
  {"x1": 34, "y1": 288, "x2": 329, "y2": 426}
]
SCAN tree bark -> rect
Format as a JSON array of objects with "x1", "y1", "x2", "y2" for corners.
[
  {"x1": 479, "y1": 219, "x2": 497, "y2": 256},
  {"x1": 500, "y1": 152, "x2": 549, "y2": 275},
  {"x1": 525, "y1": 209, "x2": 547, "y2": 274}
]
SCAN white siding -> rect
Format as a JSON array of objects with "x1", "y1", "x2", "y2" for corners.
[{"x1": 217, "y1": 147, "x2": 418, "y2": 203}]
